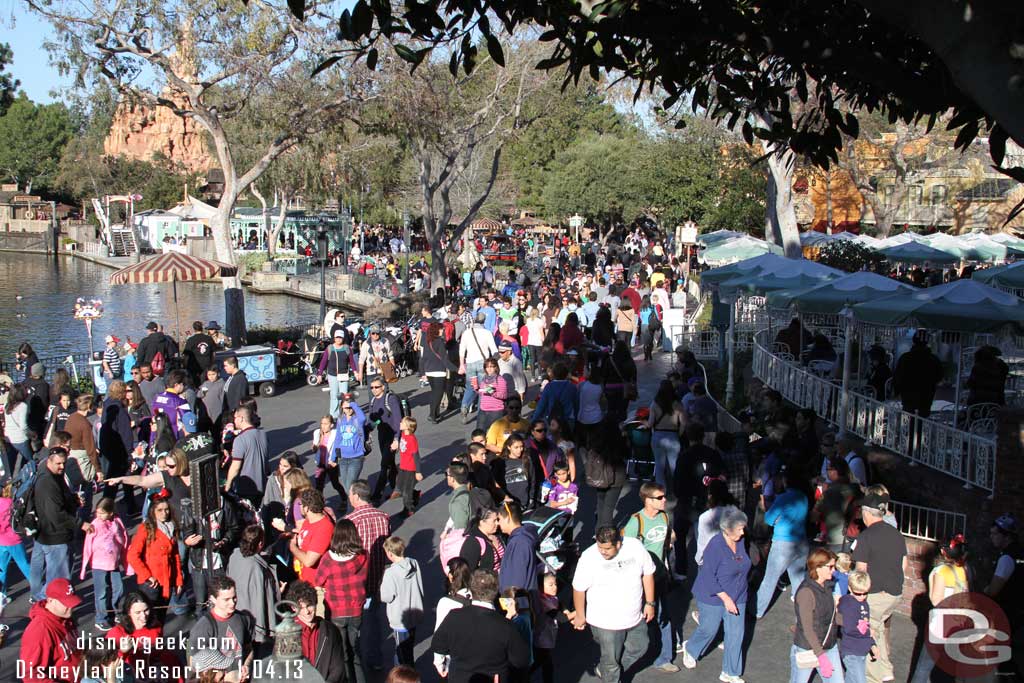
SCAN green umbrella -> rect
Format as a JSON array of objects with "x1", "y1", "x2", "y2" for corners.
[
  {"x1": 701, "y1": 236, "x2": 783, "y2": 266},
  {"x1": 972, "y1": 261, "x2": 1024, "y2": 291},
  {"x1": 852, "y1": 279, "x2": 1024, "y2": 333},
  {"x1": 718, "y1": 259, "x2": 842, "y2": 297},
  {"x1": 699, "y1": 253, "x2": 789, "y2": 285},
  {"x1": 697, "y1": 230, "x2": 745, "y2": 247},
  {"x1": 879, "y1": 241, "x2": 960, "y2": 265},
  {"x1": 767, "y1": 271, "x2": 917, "y2": 314}
]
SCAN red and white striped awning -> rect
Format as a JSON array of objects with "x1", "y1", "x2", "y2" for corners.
[{"x1": 109, "y1": 251, "x2": 238, "y2": 285}]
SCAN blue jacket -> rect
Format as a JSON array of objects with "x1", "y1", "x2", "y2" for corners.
[
  {"x1": 534, "y1": 380, "x2": 578, "y2": 426},
  {"x1": 692, "y1": 532, "x2": 751, "y2": 606},
  {"x1": 331, "y1": 403, "x2": 367, "y2": 460},
  {"x1": 499, "y1": 524, "x2": 540, "y2": 593},
  {"x1": 764, "y1": 488, "x2": 809, "y2": 542}
]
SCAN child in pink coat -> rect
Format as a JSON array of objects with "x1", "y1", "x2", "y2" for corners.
[{"x1": 81, "y1": 497, "x2": 128, "y2": 630}]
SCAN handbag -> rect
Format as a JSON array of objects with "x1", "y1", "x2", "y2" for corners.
[
  {"x1": 585, "y1": 451, "x2": 616, "y2": 489},
  {"x1": 379, "y1": 359, "x2": 398, "y2": 383},
  {"x1": 795, "y1": 601, "x2": 835, "y2": 669}
]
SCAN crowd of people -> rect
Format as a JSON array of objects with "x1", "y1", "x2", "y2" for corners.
[{"x1": 0, "y1": 229, "x2": 1020, "y2": 683}]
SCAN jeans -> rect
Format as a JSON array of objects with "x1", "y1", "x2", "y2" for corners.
[
  {"x1": 460, "y1": 360, "x2": 485, "y2": 412},
  {"x1": 591, "y1": 620, "x2": 650, "y2": 683},
  {"x1": 371, "y1": 425, "x2": 398, "y2": 499},
  {"x1": 843, "y1": 653, "x2": 867, "y2": 683},
  {"x1": 30, "y1": 541, "x2": 71, "y2": 602},
  {"x1": 360, "y1": 596, "x2": 385, "y2": 669},
  {"x1": 755, "y1": 539, "x2": 808, "y2": 618},
  {"x1": 331, "y1": 615, "x2": 366, "y2": 683},
  {"x1": 594, "y1": 486, "x2": 622, "y2": 529},
  {"x1": 652, "y1": 431, "x2": 681, "y2": 488},
  {"x1": 0, "y1": 542, "x2": 30, "y2": 593},
  {"x1": 653, "y1": 590, "x2": 680, "y2": 666},
  {"x1": 790, "y1": 645, "x2": 844, "y2": 683},
  {"x1": 6, "y1": 440, "x2": 33, "y2": 478},
  {"x1": 336, "y1": 458, "x2": 364, "y2": 508},
  {"x1": 393, "y1": 628, "x2": 416, "y2": 666},
  {"x1": 93, "y1": 568, "x2": 124, "y2": 626},
  {"x1": 428, "y1": 375, "x2": 454, "y2": 419},
  {"x1": 327, "y1": 374, "x2": 350, "y2": 419},
  {"x1": 685, "y1": 600, "x2": 746, "y2": 677},
  {"x1": 477, "y1": 409, "x2": 503, "y2": 434}
]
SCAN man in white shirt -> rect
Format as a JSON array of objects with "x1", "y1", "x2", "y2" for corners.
[
  {"x1": 572, "y1": 526, "x2": 657, "y2": 683},
  {"x1": 458, "y1": 314, "x2": 498, "y2": 422}
]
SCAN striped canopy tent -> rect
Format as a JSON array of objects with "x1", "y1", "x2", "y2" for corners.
[
  {"x1": 469, "y1": 217, "x2": 504, "y2": 232},
  {"x1": 110, "y1": 252, "x2": 238, "y2": 338}
]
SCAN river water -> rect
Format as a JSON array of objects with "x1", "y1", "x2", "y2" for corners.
[{"x1": 0, "y1": 252, "x2": 317, "y2": 361}]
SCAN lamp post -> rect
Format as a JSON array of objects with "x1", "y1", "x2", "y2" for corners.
[
  {"x1": 341, "y1": 207, "x2": 353, "y2": 274},
  {"x1": 317, "y1": 221, "x2": 328, "y2": 323},
  {"x1": 402, "y1": 209, "x2": 411, "y2": 294}
]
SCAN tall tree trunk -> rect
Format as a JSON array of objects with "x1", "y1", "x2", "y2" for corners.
[
  {"x1": 268, "y1": 196, "x2": 288, "y2": 258},
  {"x1": 765, "y1": 150, "x2": 802, "y2": 257},
  {"x1": 825, "y1": 172, "x2": 834, "y2": 234},
  {"x1": 251, "y1": 185, "x2": 274, "y2": 257}
]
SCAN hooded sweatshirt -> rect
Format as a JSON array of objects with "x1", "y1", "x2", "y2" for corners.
[
  {"x1": 20, "y1": 602, "x2": 82, "y2": 683},
  {"x1": 379, "y1": 557, "x2": 425, "y2": 631},
  {"x1": 499, "y1": 524, "x2": 540, "y2": 593}
]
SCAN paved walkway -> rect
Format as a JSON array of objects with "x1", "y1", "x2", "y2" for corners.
[{"x1": 0, "y1": 348, "x2": 920, "y2": 682}]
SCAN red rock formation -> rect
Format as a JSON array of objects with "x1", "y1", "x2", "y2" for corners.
[{"x1": 104, "y1": 97, "x2": 213, "y2": 173}]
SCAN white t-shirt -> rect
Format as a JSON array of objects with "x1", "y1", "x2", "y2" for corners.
[{"x1": 572, "y1": 537, "x2": 655, "y2": 630}]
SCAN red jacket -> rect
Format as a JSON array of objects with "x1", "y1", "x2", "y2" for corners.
[
  {"x1": 127, "y1": 525, "x2": 183, "y2": 598},
  {"x1": 19, "y1": 602, "x2": 82, "y2": 683}
]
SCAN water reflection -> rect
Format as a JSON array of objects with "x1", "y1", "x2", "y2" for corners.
[{"x1": 0, "y1": 252, "x2": 316, "y2": 359}]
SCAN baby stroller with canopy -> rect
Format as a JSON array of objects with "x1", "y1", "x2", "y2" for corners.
[
  {"x1": 522, "y1": 505, "x2": 577, "y2": 578},
  {"x1": 382, "y1": 318, "x2": 419, "y2": 378},
  {"x1": 622, "y1": 408, "x2": 655, "y2": 481},
  {"x1": 300, "y1": 334, "x2": 329, "y2": 386}
]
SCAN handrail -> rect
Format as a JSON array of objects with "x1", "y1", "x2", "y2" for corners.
[
  {"x1": 889, "y1": 500, "x2": 967, "y2": 542},
  {"x1": 753, "y1": 330, "x2": 997, "y2": 491}
]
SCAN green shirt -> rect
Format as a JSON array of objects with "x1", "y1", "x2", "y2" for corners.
[{"x1": 622, "y1": 509, "x2": 670, "y2": 568}]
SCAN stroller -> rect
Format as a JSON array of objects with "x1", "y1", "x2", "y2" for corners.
[
  {"x1": 622, "y1": 412, "x2": 655, "y2": 481},
  {"x1": 522, "y1": 505, "x2": 577, "y2": 577},
  {"x1": 382, "y1": 319, "x2": 419, "y2": 378},
  {"x1": 300, "y1": 334, "x2": 329, "y2": 386}
]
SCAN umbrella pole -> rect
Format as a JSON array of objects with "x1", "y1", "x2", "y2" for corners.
[
  {"x1": 953, "y1": 332, "x2": 963, "y2": 429},
  {"x1": 839, "y1": 309, "x2": 853, "y2": 432},
  {"x1": 173, "y1": 276, "x2": 181, "y2": 343},
  {"x1": 726, "y1": 300, "x2": 736, "y2": 406}
]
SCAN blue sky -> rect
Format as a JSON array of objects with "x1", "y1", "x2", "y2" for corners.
[{"x1": 2, "y1": 0, "x2": 71, "y2": 103}]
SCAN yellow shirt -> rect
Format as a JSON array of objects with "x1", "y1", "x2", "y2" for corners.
[{"x1": 486, "y1": 417, "x2": 531, "y2": 451}]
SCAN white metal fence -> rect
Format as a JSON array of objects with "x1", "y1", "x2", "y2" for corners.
[
  {"x1": 670, "y1": 325, "x2": 720, "y2": 360},
  {"x1": 753, "y1": 331, "x2": 997, "y2": 491},
  {"x1": 889, "y1": 500, "x2": 967, "y2": 542}
]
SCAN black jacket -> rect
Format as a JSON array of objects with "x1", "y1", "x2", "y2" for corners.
[
  {"x1": 183, "y1": 333, "x2": 217, "y2": 375},
  {"x1": 223, "y1": 370, "x2": 249, "y2": 413},
  {"x1": 432, "y1": 604, "x2": 531, "y2": 683},
  {"x1": 893, "y1": 345, "x2": 943, "y2": 409},
  {"x1": 23, "y1": 376, "x2": 50, "y2": 439},
  {"x1": 308, "y1": 618, "x2": 346, "y2": 683},
  {"x1": 34, "y1": 467, "x2": 81, "y2": 545},
  {"x1": 421, "y1": 337, "x2": 456, "y2": 374},
  {"x1": 137, "y1": 332, "x2": 178, "y2": 366}
]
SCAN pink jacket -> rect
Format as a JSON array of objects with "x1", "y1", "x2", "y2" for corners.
[
  {"x1": 0, "y1": 498, "x2": 21, "y2": 546},
  {"x1": 81, "y1": 516, "x2": 129, "y2": 577}
]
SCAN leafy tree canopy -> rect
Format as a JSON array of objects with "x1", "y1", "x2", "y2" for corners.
[
  {"x1": 0, "y1": 43, "x2": 17, "y2": 116},
  {"x1": 0, "y1": 93, "x2": 74, "y2": 194},
  {"x1": 311, "y1": 0, "x2": 1024, "y2": 178}
]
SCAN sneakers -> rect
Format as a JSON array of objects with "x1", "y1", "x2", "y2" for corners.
[
  {"x1": 680, "y1": 641, "x2": 696, "y2": 669},
  {"x1": 94, "y1": 622, "x2": 113, "y2": 632},
  {"x1": 691, "y1": 610, "x2": 700, "y2": 626},
  {"x1": 0, "y1": 591, "x2": 9, "y2": 618},
  {"x1": 655, "y1": 663, "x2": 680, "y2": 673},
  {"x1": 719, "y1": 674, "x2": 744, "y2": 683}
]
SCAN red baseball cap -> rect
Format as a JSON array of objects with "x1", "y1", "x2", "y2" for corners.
[{"x1": 45, "y1": 578, "x2": 83, "y2": 609}]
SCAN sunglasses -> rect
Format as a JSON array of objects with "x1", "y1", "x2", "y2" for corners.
[
  {"x1": 647, "y1": 494, "x2": 667, "y2": 501},
  {"x1": 850, "y1": 591, "x2": 868, "y2": 597},
  {"x1": 532, "y1": 428, "x2": 546, "y2": 433},
  {"x1": 371, "y1": 385, "x2": 384, "y2": 390}
]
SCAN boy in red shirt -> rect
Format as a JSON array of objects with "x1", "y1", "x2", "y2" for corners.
[{"x1": 395, "y1": 416, "x2": 422, "y2": 517}]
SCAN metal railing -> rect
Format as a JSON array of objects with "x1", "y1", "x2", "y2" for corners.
[
  {"x1": 753, "y1": 331, "x2": 997, "y2": 491},
  {"x1": 671, "y1": 325, "x2": 720, "y2": 360},
  {"x1": 0, "y1": 352, "x2": 93, "y2": 380},
  {"x1": 889, "y1": 500, "x2": 967, "y2": 542}
]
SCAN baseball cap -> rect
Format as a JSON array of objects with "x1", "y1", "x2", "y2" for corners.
[
  {"x1": 45, "y1": 578, "x2": 83, "y2": 609},
  {"x1": 994, "y1": 513, "x2": 1018, "y2": 534},
  {"x1": 30, "y1": 362, "x2": 44, "y2": 378},
  {"x1": 146, "y1": 321, "x2": 159, "y2": 331},
  {"x1": 105, "y1": 335, "x2": 120, "y2": 344},
  {"x1": 688, "y1": 376, "x2": 703, "y2": 388},
  {"x1": 498, "y1": 341, "x2": 513, "y2": 351},
  {"x1": 333, "y1": 329, "x2": 345, "y2": 339},
  {"x1": 861, "y1": 491, "x2": 890, "y2": 514},
  {"x1": 181, "y1": 411, "x2": 198, "y2": 434}
]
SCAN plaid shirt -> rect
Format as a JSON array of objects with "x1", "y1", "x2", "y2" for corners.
[
  {"x1": 722, "y1": 444, "x2": 752, "y2": 509},
  {"x1": 345, "y1": 504, "x2": 391, "y2": 595},
  {"x1": 315, "y1": 550, "x2": 369, "y2": 618}
]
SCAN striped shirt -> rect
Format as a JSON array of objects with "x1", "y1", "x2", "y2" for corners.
[{"x1": 103, "y1": 346, "x2": 122, "y2": 375}]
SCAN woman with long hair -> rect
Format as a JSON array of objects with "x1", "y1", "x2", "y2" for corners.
[
  {"x1": 648, "y1": 379, "x2": 686, "y2": 488},
  {"x1": 494, "y1": 434, "x2": 536, "y2": 510},
  {"x1": 3, "y1": 385, "x2": 31, "y2": 476},
  {"x1": 459, "y1": 508, "x2": 505, "y2": 572},
  {"x1": 126, "y1": 491, "x2": 184, "y2": 618},
  {"x1": 0, "y1": 478, "x2": 30, "y2": 604},
  {"x1": 49, "y1": 368, "x2": 75, "y2": 405},
  {"x1": 106, "y1": 592, "x2": 178, "y2": 672},
  {"x1": 615, "y1": 299, "x2": 637, "y2": 346},
  {"x1": 422, "y1": 322, "x2": 456, "y2": 423},
  {"x1": 470, "y1": 357, "x2": 508, "y2": 433},
  {"x1": 547, "y1": 416, "x2": 578, "y2": 482},
  {"x1": 591, "y1": 307, "x2": 616, "y2": 348},
  {"x1": 526, "y1": 419, "x2": 565, "y2": 489},
  {"x1": 604, "y1": 340, "x2": 638, "y2": 425},
  {"x1": 638, "y1": 295, "x2": 660, "y2": 361},
  {"x1": 101, "y1": 380, "x2": 135, "y2": 510},
  {"x1": 124, "y1": 379, "x2": 152, "y2": 448},
  {"x1": 315, "y1": 518, "x2": 368, "y2": 683},
  {"x1": 15, "y1": 342, "x2": 38, "y2": 383},
  {"x1": 433, "y1": 557, "x2": 473, "y2": 676},
  {"x1": 585, "y1": 422, "x2": 628, "y2": 528}
]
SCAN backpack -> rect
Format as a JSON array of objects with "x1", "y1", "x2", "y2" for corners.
[
  {"x1": 151, "y1": 350, "x2": 166, "y2": 376},
  {"x1": 468, "y1": 486, "x2": 496, "y2": 519},
  {"x1": 439, "y1": 529, "x2": 486, "y2": 569},
  {"x1": 847, "y1": 452, "x2": 872, "y2": 486},
  {"x1": 10, "y1": 460, "x2": 40, "y2": 537}
]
